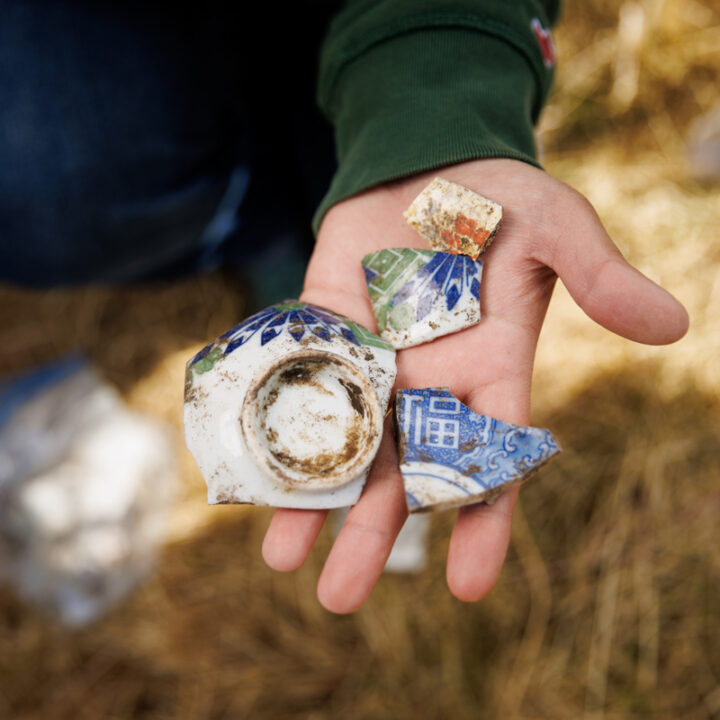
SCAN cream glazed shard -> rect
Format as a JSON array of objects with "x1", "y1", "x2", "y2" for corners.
[
  {"x1": 404, "y1": 177, "x2": 502, "y2": 259},
  {"x1": 395, "y1": 388, "x2": 561, "y2": 513}
]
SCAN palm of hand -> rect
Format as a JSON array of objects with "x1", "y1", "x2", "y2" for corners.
[{"x1": 262, "y1": 158, "x2": 688, "y2": 613}]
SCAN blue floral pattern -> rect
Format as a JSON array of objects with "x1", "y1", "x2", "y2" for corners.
[
  {"x1": 361, "y1": 249, "x2": 482, "y2": 339},
  {"x1": 189, "y1": 301, "x2": 393, "y2": 372},
  {"x1": 391, "y1": 252, "x2": 481, "y2": 321}
]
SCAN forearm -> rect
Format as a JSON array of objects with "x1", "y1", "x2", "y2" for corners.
[{"x1": 314, "y1": 0, "x2": 560, "y2": 231}]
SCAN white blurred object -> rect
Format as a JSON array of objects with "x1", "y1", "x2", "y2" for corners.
[
  {"x1": 0, "y1": 358, "x2": 175, "y2": 626},
  {"x1": 384, "y1": 513, "x2": 430, "y2": 572},
  {"x1": 687, "y1": 104, "x2": 720, "y2": 181},
  {"x1": 332, "y1": 508, "x2": 430, "y2": 573}
]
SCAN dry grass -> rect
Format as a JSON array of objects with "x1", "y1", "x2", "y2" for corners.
[{"x1": 1, "y1": 0, "x2": 719, "y2": 718}]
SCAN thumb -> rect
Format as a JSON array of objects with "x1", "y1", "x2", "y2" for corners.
[{"x1": 540, "y1": 192, "x2": 689, "y2": 345}]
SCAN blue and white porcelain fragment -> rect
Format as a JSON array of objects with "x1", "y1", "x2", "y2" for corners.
[
  {"x1": 362, "y1": 248, "x2": 483, "y2": 349},
  {"x1": 184, "y1": 301, "x2": 397, "y2": 509},
  {"x1": 395, "y1": 388, "x2": 561, "y2": 512}
]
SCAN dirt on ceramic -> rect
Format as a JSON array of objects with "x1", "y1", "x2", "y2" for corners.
[
  {"x1": 362, "y1": 248, "x2": 482, "y2": 349},
  {"x1": 404, "y1": 177, "x2": 502, "y2": 260},
  {"x1": 394, "y1": 387, "x2": 561, "y2": 513},
  {"x1": 184, "y1": 301, "x2": 397, "y2": 509},
  {"x1": 241, "y1": 351, "x2": 383, "y2": 491}
]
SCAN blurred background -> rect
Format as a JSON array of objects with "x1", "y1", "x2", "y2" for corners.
[{"x1": 0, "y1": 0, "x2": 718, "y2": 717}]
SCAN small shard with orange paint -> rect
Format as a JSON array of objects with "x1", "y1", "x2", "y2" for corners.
[{"x1": 404, "y1": 178, "x2": 502, "y2": 259}]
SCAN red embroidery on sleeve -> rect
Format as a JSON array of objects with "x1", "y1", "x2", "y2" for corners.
[{"x1": 532, "y1": 18, "x2": 556, "y2": 68}]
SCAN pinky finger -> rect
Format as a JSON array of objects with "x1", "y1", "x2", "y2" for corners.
[{"x1": 446, "y1": 488, "x2": 518, "y2": 602}]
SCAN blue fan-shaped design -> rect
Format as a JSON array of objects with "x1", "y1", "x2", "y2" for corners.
[
  {"x1": 219, "y1": 304, "x2": 357, "y2": 354},
  {"x1": 391, "y1": 253, "x2": 481, "y2": 322},
  {"x1": 189, "y1": 302, "x2": 394, "y2": 369},
  {"x1": 192, "y1": 304, "x2": 365, "y2": 367}
]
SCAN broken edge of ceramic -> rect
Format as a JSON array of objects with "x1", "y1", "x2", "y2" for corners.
[{"x1": 394, "y1": 387, "x2": 561, "y2": 513}]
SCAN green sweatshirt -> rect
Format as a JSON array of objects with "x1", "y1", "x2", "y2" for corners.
[{"x1": 313, "y1": 0, "x2": 560, "y2": 232}]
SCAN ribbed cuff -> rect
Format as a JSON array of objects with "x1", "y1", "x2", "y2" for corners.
[{"x1": 313, "y1": 26, "x2": 549, "y2": 233}]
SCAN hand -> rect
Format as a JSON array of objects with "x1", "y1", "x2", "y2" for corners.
[{"x1": 261, "y1": 158, "x2": 688, "y2": 613}]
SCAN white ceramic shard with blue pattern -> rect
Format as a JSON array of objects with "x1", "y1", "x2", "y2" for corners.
[
  {"x1": 395, "y1": 388, "x2": 561, "y2": 512},
  {"x1": 362, "y1": 248, "x2": 482, "y2": 349},
  {"x1": 184, "y1": 301, "x2": 396, "y2": 509}
]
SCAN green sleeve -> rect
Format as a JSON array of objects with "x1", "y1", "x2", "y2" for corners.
[{"x1": 313, "y1": 0, "x2": 560, "y2": 232}]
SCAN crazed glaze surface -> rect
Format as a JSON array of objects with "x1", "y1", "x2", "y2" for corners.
[
  {"x1": 184, "y1": 301, "x2": 396, "y2": 509},
  {"x1": 362, "y1": 248, "x2": 482, "y2": 349},
  {"x1": 404, "y1": 177, "x2": 502, "y2": 259},
  {"x1": 395, "y1": 388, "x2": 561, "y2": 512}
]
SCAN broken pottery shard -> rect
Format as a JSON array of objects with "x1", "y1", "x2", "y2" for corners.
[
  {"x1": 184, "y1": 301, "x2": 396, "y2": 510},
  {"x1": 395, "y1": 388, "x2": 561, "y2": 513},
  {"x1": 404, "y1": 177, "x2": 502, "y2": 259},
  {"x1": 362, "y1": 248, "x2": 482, "y2": 349}
]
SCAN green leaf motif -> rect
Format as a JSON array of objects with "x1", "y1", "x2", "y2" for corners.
[
  {"x1": 342, "y1": 319, "x2": 394, "y2": 351},
  {"x1": 193, "y1": 345, "x2": 225, "y2": 374},
  {"x1": 361, "y1": 249, "x2": 434, "y2": 334}
]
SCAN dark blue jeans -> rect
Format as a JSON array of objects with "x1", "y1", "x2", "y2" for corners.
[{"x1": 0, "y1": 1, "x2": 337, "y2": 287}]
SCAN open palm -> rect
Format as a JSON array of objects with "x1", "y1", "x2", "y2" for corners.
[{"x1": 262, "y1": 158, "x2": 688, "y2": 613}]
